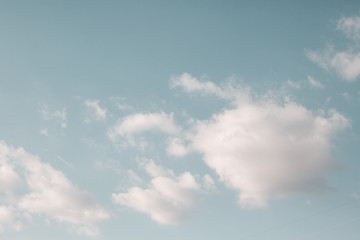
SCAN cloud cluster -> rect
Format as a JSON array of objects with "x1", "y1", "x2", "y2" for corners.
[
  {"x1": 307, "y1": 15, "x2": 360, "y2": 82},
  {"x1": 0, "y1": 141, "x2": 109, "y2": 236},
  {"x1": 112, "y1": 160, "x2": 203, "y2": 224}
]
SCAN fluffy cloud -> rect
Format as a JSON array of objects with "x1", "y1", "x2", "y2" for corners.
[
  {"x1": 337, "y1": 15, "x2": 360, "y2": 41},
  {"x1": 307, "y1": 47, "x2": 360, "y2": 82},
  {"x1": 190, "y1": 94, "x2": 349, "y2": 208},
  {"x1": 108, "y1": 112, "x2": 181, "y2": 146},
  {"x1": 112, "y1": 160, "x2": 202, "y2": 224},
  {"x1": 0, "y1": 206, "x2": 23, "y2": 232},
  {"x1": 0, "y1": 141, "x2": 109, "y2": 236},
  {"x1": 85, "y1": 99, "x2": 107, "y2": 121},
  {"x1": 166, "y1": 138, "x2": 190, "y2": 157},
  {"x1": 307, "y1": 15, "x2": 360, "y2": 82}
]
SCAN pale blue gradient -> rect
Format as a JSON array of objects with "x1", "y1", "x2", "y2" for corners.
[{"x1": 0, "y1": 1, "x2": 360, "y2": 240}]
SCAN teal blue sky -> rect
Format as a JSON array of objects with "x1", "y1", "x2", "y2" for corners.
[{"x1": 1, "y1": 1, "x2": 360, "y2": 240}]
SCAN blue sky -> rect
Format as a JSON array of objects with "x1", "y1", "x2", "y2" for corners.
[{"x1": 1, "y1": 1, "x2": 360, "y2": 239}]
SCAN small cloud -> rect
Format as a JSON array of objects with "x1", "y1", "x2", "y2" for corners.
[
  {"x1": 108, "y1": 112, "x2": 181, "y2": 147},
  {"x1": 112, "y1": 161, "x2": 202, "y2": 225},
  {"x1": 109, "y1": 96, "x2": 133, "y2": 111},
  {"x1": 167, "y1": 138, "x2": 190, "y2": 157},
  {"x1": 286, "y1": 80, "x2": 302, "y2": 89},
  {"x1": 337, "y1": 15, "x2": 360, "y2": 41},
  {"x1": 85, "y1": 99, "x2": 107, "y2": 121},
  {"x1": 40, "y1": 104, "x2": 67, "y2": 128},
  {"x1": 170, "y1": 73, "x2": 243, "y2": 101},
  {"x1": 307, "y1": 15, "x2": 360, "y2": 82},
  {"x1": 56, "y1": 156, "x2": 74, "y2": 168},
  {"x1": 342, "y1": 92, "x2": 352, "y2": 101},
  {"x1": 138, "y1": 159, "x2": 174, "y2": 178},
  {"x1": 308, "y1": 75, "x2": 325, "y2": 88},
  {"x1": 40, "y1": 128, "x2": 48, "y2": 136}
]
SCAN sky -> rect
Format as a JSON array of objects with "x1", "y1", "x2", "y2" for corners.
[{"x1": 0, "y1": 1, "x2": 360, "y2": 239}]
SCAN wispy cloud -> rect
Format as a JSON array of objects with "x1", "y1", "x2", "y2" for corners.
[
  {"x1": 307, "y1": 15, "x2": 360, "y2": 82},
  {"x1": 40, "y1": 104, "x2": 67, "y2": 128},
  {"x1": 108, "y1": 112, "x2": 181, "y2": 147},
  {"x1": 337, "y1": 15, "x2": 360, "y2": 41},
  {"x1": 0, "y1": 141, "x2": 110, "y2": 236},
  {"x1": 85, "y1": 99, "x2": 107, "y2": 121},
  {"x1": 308, "y1": 75, "x2": 325, "y2": 88}
]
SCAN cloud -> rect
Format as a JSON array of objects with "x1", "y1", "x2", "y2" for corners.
[
  {"x1": 112, "y1": 160, "x2": 202, "y2": 225},
  {"x1": 108, "y1": 112, "x2": 181, "y2": 146},
  {"x1": 85, "y1": 100, "x2": 107, "y2": 121},
  {"x1": 166, "y1": 138, "x2": 190, "y2": 157},
  {"x1": 307, "y1": 15, "x2": 360, "y2": 82},
  {"x1": 307, "y1": 46, "x2": 360, "y2": 82},
  {"x1": 109, "y1": 96, "x2": 133, "y2": 111},
  {"x1": 342, "y1": 92, "x2": 352, "y2": 101},
  {"x1": 40, "y1": 128, "x2": 48, "y2": 136},
  {"x1": 0, "y1": 206, "x2": 23, "y2": 232},
  {"x1": 337, "y1": 15, "x2": 360, "y2": 41},
  {"x1": 0, "y1": 162, "x2": 21, "y2": 200},
  {"x1": 41, "y1": 105, "x2": 67, "y2": 128},
  {"x1": 286, "y1": 80, "x2": 302, "y2": 89},
  {"x1": 308, "y1": 76, "x2": 325, "y2": 88},
  {"x1": 170, "y1": 73, "x2": 240, "y2": 100},
  {"x1": 202, "y1": 174, "x2": 215, "y2": 190},
  {"x1": 0, "y1": 141, "x2": 109, "y2": 236},
  {"x1": 190, "y1": 92, "x2": 349, "y2": 208}
]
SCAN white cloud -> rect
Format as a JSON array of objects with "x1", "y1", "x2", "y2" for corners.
[
  {"x1": 109, "y1": 96, "x2": 133, "y2": 111},
  {"x1": 113, "y1": 160, "x2": 201, "y2": 225},
  {"x1": 0, "y1": 141, "x2": 109, "y2": 236},
  {"x1": 308, "y1": 76, "x2": 325, "y2": 88},
  {"x1": 307, "y1": 15, "x2": 360, "y2": 82},
  {"x1": 307, "y1": 46, "x2": 360, "y2": 82},
  {"x1": 0, "y1": 206, "x2": 23, "y2": 232},
  {"x1": 337, "y1": 15, "x2": 360, "y2": 41},
  {"x1": 0, "y1": 162, "x2": 21, "y2": 200},
  {"x1": 41, "y1": 105, "x2": 67, "y2": 128},
  {"x1": 40, "y1": 128, "x2": 48, "y2": 136},
  {"x1": 170, "y1": 73, "x2": 241, "y2": 100},
  {"x1": 166, "y1": 138, "x2": 190, "y2": 157},
  {"x1": 108, "y1": 112, "x2": 181, "y2": 146},
  {"x1": 191, "y1": 95, "x2": 349, "y2": 208},
  {"x1": 138, "y1": 159, "x2": 174, "y2": 178},
  {"x1": 85, "y1": 100, "x2": 107, "y2": 121}
]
